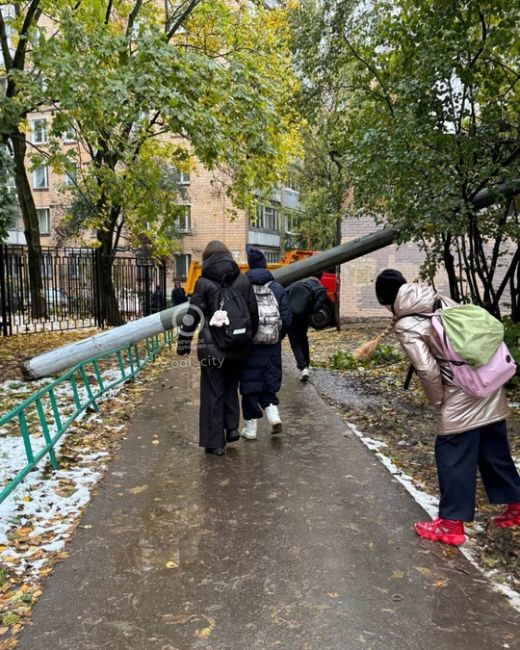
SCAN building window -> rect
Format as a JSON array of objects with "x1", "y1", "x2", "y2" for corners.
[
  {"x1": 285, "y1": 172, "x2": 300, "y2": 193},
  {"x1": 175, "y1": 205, "x2": 191, "y2": 232},
  {"x1": 64, "y1": 164, "x2": 77, "y2": 187},
  {"x1": 174, "y1": 253, "x2": 191, "y2": 281},
  {"x1": 177, "y1": 170, "x2": 190, "y2": 185},
  {"x1": 251, "y1": 204, "x2": 279, "y2": 232},
  {"x1": 37, "y1": 208, "x2": 50, "y2": 235},
  {"x1": 162, "y1": 166, "x2": 190, "y2": 187},
  {"x1": 31, "y1": 119, "x2": 48, "y2": 145},
  {"x1": 286, "y1": 211, "x2": 300, "y2": 234},
  {"x1": 33, "y1": 165, "x2": 49, "y2": 189},
  {"x1": 63, "y1": 126, "x2": 76, "y2": 143}
]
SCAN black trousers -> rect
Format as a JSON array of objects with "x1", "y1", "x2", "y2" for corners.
[
  {"x1": 199, "y1": 358, "x2": 243, "y2": 449},
  {"x1": 288, "y1": 315, "x2": 310, "y2": 370},
  {"x1": 242, "y1": 392, "x2": 279, "y2": 420},
  {"x1": 435, "y1": 419, "x2": 520, "y2": 521}
]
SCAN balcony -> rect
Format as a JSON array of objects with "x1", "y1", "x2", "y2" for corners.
[
  {"x1": 283, "y1": 188, "x2": 301, "y2": 211},
  {"x1": 248, "y1": 229, "x2": 280, "y2": 248}
]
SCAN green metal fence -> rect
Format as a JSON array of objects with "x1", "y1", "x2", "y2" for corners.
[{"x1": 0, "y1": 331, "x2": 174, "y2": 505}]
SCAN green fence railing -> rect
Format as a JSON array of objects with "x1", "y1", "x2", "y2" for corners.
[{"x1": 0, "y1": 331, "x2": 174, "y2": 505}]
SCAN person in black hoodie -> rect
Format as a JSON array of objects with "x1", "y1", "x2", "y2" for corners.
[
  {"x1": 240, "y1": 247, "x2": 292, "y2": 440},
  {"x1": 171, "y1": 281, "x2": 187, "y2": 306},
  {"x1": 176, "y1": 241, "x2": 259, "y2": 455},
  {"x1": 287, "y1": 273, "x2": 327, "y2": 381}
]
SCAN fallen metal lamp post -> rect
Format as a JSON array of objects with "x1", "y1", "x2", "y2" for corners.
[
  {"x1": 22, "y1": 305, "x2": 188, "y2": 380},
  {"x1": 23, "y1": 173, "x2": 519, "y2": 381},
  {"x1": 22, "y1": 228, "x2": 396, "y2": 379}
]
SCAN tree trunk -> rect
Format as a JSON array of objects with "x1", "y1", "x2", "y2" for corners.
[
  {"x1": 97, "y1": 228, "x2": 124, "y2": 326},
  {"x1": 442, "y1": 235, "x2": 461, "y2": 304},
  {"x1": 10, "y1": 132, "x2": 47, "y2": 319}
]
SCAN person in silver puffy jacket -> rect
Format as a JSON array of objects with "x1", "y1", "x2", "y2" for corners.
[{"x1": 375, "y1": 269, "x2": 520, "y2": 546}]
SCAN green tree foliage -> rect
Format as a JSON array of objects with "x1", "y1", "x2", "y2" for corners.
[
  {"x1": 33, "y1": 0, "x2": 301, "y2": 323},
  {"x1": 293, "y1": 0, "x2": 520, "y2": 319},
  {"x1": 295, "y1": 128, "x2": 346, "y2": 250}
]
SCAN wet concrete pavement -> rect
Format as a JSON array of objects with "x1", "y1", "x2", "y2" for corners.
[{"x1": 18, "y1": 362, "x2": 520, "y2": 650}]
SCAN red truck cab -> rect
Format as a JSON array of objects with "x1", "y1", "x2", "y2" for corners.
[{"x1": 310, "y1": 264, "x2": 339, "y2": 329}]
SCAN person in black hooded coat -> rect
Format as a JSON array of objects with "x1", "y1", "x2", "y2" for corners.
[
  {"x1": 239, "y1": 247, "x2": 292, "y2": 439},
  {"x1": 176, "y1": 241, "x2": 259, "y2": 455}
]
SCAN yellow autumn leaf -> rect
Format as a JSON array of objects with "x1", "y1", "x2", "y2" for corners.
[
  {"x1": 195, "y1": 627, "x2": 212, "y2": 639},
  {"x1": 415, "y1": 567, "x2": 433, "y2": 577},
  {"x1": 22, "y1": 495, "x2": 31, "y2": 503},
  {"x1": 151, "y1": 440, "x2": 160, "y2": 445},
  {"x1": 129, "y1": 485, "x2": 148, "y2": 494},
  {"x1": 433, "y1": 578, "x2": 448, "y2": 588},
  {"x1": 195, "y1": 617, "x2": 215, "y2": 639},
  {"x1": 165, "y1": 560, "x2": 178, "y2": 569}
]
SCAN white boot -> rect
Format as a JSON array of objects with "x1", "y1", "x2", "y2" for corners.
[
  {"x1": 265, "y1": 404, "x2": 282, "y2": 434},
  {"x1": 300, "y1": 367, "x2": 310, "y2": 382},
  {"x1": 241, "y1": 419, "x2": 257, "y2": 440}
]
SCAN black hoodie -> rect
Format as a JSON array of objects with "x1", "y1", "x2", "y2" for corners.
[{"x1": 178, "y1": 252, "x2": 259, "y2": 342}]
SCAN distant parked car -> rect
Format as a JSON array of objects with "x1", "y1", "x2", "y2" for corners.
[
  {"x1": 24, "y1": 288, "x2": 73, "y2": 313},
  {"x1": 45, "y1": 288, "x2": 70, "y2": 309},
  {"x1": 117, "y1": 288, "x2": 141, "y2": 316}
]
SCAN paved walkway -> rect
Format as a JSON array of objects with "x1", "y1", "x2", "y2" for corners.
[{"x1": 18, "y1": 362, "x2": 520, "y2": 650}]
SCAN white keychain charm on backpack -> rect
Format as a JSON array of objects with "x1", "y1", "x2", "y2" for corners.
[{"x1": 209, "y1": 301, "x2": 230, "y2": 328}]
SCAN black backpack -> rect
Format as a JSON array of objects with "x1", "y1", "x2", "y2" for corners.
[
  {"x1": 209, "y1": 279, "x2": 253, "y2": 349},
  {"x1": 287, "y1": 280, "x2": 313, "y2": 315}
]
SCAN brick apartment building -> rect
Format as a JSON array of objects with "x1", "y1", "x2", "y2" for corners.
[
  {"x1": 4, "y1": 108, "x2": 304, "y2": 285},
  {"x1": 167, "y1": 164, "x2": 303, "y2": 282},
  {"x1": 340, "y1": 216, "x2": 451, "y2": 320}
]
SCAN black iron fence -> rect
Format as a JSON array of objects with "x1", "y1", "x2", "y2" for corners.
[{"x1": 0, "y1": 245, "x2": 167, "y2": 336}]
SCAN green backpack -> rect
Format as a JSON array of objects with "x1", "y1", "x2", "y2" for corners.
[{"x1": 439, "y1": 304, "x2": 504, "y2": 367}]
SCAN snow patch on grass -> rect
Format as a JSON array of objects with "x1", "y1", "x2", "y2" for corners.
[
  {"x1": 0, "y1": 362, "x2": 133, "y2": 579},
  {"x1": 346, "y1": 420, "x2": 520, "y2": 613}
]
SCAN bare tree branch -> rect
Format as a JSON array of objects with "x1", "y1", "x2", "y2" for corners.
[
  {"x1": 342, "y1": 34, "x2": 395, "y2": 119},
  {"x1": 12, "y1": 0, "x2": 42, "y2": 71},
  {"x1": 126, "y1": 0, "x2": 144, "y2": 37},
  {"x1": 105, "y1": 0, "x2": 114, "y2": 25},
  {"x1": 166, "y1": 0, "x2": 203, "y2": 41},
  {"x1": 0, "y1": 7, "x2": 13, "y2": 69}
]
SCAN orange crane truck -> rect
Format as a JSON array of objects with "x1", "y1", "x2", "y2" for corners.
[{"x1": 183, "y1": 249, "x2": 338, "y2": 329}]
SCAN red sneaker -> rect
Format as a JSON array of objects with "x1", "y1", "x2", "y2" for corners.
[
  {"x1": 415, "y1": 517, "x2": 466, "y2": 546},
  {"x1": 493, "y1": 503, "x2": 520, "y2": 529}
]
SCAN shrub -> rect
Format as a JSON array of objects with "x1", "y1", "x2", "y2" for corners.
[{"x1": 329, "y1": 344, "x2": 402, "y2": 371}]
